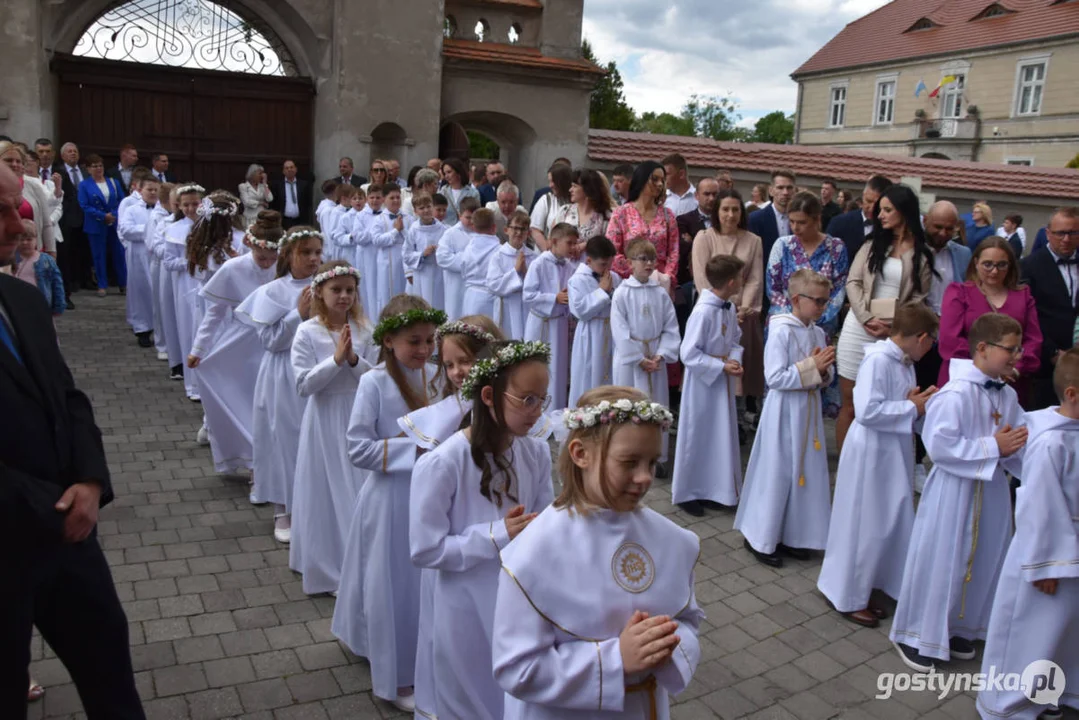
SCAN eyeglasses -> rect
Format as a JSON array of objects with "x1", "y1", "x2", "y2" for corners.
[
  {"x1": 987, "y1": 342, "x2": 1022, "y2": 356},
  {"x1": 1048, "y1": 229, "x2": 1079, "y2": 239},
  {"x1": 629, "y1": 255, "x2": 655, "y2": 263},
  {"x1": 372, "y1": 168, "x2": 386, "y2": 174},
  {"x1": 979, "y1": 261, "x2": 1011, "y2": 272},
  {"x1": 797, "y1": 294, "x2": 829, "y2": 308},
  {"x1": 504, "y1": 392, "x2": 552, "y2": 412}
]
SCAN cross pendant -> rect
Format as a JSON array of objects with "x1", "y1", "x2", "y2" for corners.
[{"x1": 991, "y1": 410, "x2": 1002, "y2": 425}]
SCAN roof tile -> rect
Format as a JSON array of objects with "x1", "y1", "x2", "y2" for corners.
[
  {"x1": 442, "y1": 38, "x2": 604, "y2": 74},
  {"x1": 793, "y1": 0, "x2": 1079, "y2": 76},
  {"x1": 587, "y1": 129, "x2": 1079, "y2": 200}
]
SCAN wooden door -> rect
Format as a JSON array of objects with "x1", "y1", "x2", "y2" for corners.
[{"x1": 52, "y1": 54, "x2": 315, "y2": 191}]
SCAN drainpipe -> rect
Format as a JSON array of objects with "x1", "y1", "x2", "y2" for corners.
[{"x1": 793, "y1": 79, "x2": 803, "y2": 144}]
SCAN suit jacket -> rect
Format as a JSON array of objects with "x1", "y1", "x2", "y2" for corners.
[
  {"x1": 821, "y1": 200, "x2": 842, "y2": 232},
  {"x1": 826, "y1": 209, "x2": 871, "y2": 261},
  {"x1": 78, "y1": 176, "x2": 123, "y2": 235},
  {"x1": 675, "y1": 210, "x2": 709, "y2": 287},
  {"x1": 270, "y1": 177, "x2": 313, "y2": 225},
  {"x1": 0, "y1": 275, "x2": 112, "y2": 536},
  {"x1": 335, "y1": 175, "x2": 366, "y2": 188},
  {"x1": 942, "y1": 240, "x2": 972, "y2": 283},
  {"x1": 1021, "y1": 247, "x2": 1078, "y2": 378},
  {"x1": 54, "y1": 163, "x2": 85, "y2": 230},
  {"x1": 150, "y1": 170, "x2": 177, "y2": 184},
  {"x1": 747, "y1": 206, "x2": 781, "y2": 264},
  {"x1": 105, "y1": 166, "x2": 133, "y2": 196}
]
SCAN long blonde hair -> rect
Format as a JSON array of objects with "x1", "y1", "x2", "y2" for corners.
[
  {"x1": 310, "y1": 260, "x2": 367, "y2": 327},
  {"x1": 555, "y1": 385, "x2": 651, "y2": 513},
  {"x1": 378, "y1": 294, "x2": 436, "y2": 411},
  {"x1": 435, "y1": 314, "x2": 504, "y2": 398}
]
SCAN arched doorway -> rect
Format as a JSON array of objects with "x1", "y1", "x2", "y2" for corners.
[
  {"x1": 921, "y1": 152, "x2": 951, "y2": 160},
  {"x1": 53, "y1": 0, "x2": 315, "y2": 191},
  {"x1": 440, "y1": 111, "x2": 538, "y2": 195},
  {"x1": 370, "y1": 122, "x2": 410, "y2": 172}
]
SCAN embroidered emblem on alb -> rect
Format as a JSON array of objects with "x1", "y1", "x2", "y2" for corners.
[{"x1": 612, "y1": 542, "x2": 655, "y2": 593}]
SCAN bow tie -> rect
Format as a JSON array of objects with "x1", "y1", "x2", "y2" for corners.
[
  {"x1": 146, "y1": 203, "x2": 156, "y2": 210},
  {"x1": 983, "y1": 380, "x2": 1006, "y2": 391},
  {"x1": 371, "y1": 210, "x2": 382, "y2": 215},
  {"x1": 719, "y1": 300, "x2": 732, "y2": 310},
  {"x1": 554, "y1": 258, "x2": 566, "y2": 267},
  {"x1": 1057, "y1": 256, "x2": 1078, "y2": 266},
  {"x1": 901, "y1": 355, "x2": 914, "y2": 367},
  {"x1": 389, "y1": 213, "x2": 399, "y2": 220}
]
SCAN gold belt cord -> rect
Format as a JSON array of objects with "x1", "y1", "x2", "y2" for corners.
[
  {"x1": 959, "y1": 481, "x2": 984, "y2": 620},
  {"x1": 626, "y1": 675, "x2": 657, "y2": 720}
]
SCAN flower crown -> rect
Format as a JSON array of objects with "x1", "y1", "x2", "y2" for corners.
[
  {"x1": 372, "y1": 308, "x2": 448, "y2": 345},
  {"x1": 282, "y1": 228, "x2": 323, "y2": 246},
  {"x1": 435, "y1": 321, "x2": 496, "y2": 345},
  {"x1": 245, "y1": 222, "x2": 281, "y2": 250},
  {"x1": 197, "y1": 196, "x2": 239, "y2": 218},
  {"x1": 460, "y1": 341, "x2": 551, "y2": 401},
  {"x1": 563, "y1": 399, "x2": 674, "y2": 432},
  {"x1": 175, "y1": 183, "x2": 205, "y2": 196},
  {"x1": 311, "y1": 264, "x2": 361, "y2": 288}
]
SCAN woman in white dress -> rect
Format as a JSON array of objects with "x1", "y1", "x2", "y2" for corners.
[
  {"x1": 411, "y1": 340, "x2": 555, "y2": 720},
  {"x1": 289, "y1": 261, "x2": 377, "y2": 596},
  {"x1": 530, "y1": 163, "x2": 572, "y2": 251},
  {"x1": 189, "y1": 211, "x2": 282, "y2": 475},
  {"x1": 491, "y1": 386, "x2": 703, "y2": 720},
  {"x1": 332, "y1": 296, "x2": 446, "y2": 713},
  {"x1": 835, "y1": 184, "x2": 934, "y2": 453},
  {"x1": 238, "y1": 164, "x2": 273, "y2": 227},
  {"x1": 235, "y1": 226, "x2": 325, "y2": 542}
]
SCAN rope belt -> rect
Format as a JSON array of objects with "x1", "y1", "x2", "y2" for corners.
[
  {"x1": 796, "y1": 390, "x2": 822, "y2": 487},
  {"x1": 626, "y1": 675, "x2": 657, "y2": 720},
  {"x1": 631, "y1": 335, "x2": 660, "y2": 396}
]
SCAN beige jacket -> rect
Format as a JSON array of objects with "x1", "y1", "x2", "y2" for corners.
[
  {"x1": 690, "y1": 228, "x2": 763, "y2": 313},
  {"x1": 846, "y1": 242, "x2": 933, "y2": 325}
]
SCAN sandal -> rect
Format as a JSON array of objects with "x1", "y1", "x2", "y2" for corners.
[{"x1": 28, "y1": 680, "x2": 44, "y2": 703}]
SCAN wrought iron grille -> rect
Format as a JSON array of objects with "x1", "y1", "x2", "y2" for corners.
[{"x1": 73, "y1": 0, "x2": 298, "y2": 76}]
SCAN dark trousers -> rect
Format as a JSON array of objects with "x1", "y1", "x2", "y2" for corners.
[
  {"x1": 914, "y1": 342, "x2": 944, "y2": 463},
  {"x1": 88, "y1": 228, "x2": 127, "y2": 290},
  {"x1": 2, "y1": 531, "x2": 144, "y2": 719},
  {"x1": 57, "y1": 226, "x2": 92, "y2": 294},
  {"x1": 282, "y1": 215, "x2": 303, "y2": 230}
]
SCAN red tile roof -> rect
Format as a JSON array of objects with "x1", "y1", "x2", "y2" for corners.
[
  {"x1": 587, "y1": 129, "x2": 1079, "y2": 200},
  {"x1": 793, "y1": 0, "x2": 1079, "y2": 77},
  {"x1": 470, "y1": 0, "x2": 544, "y2": 8},
  {"x1": 442, "y1": 38, "x2": 604, "y2": 75}
]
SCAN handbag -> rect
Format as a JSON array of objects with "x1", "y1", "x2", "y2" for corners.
[{"x1": 869, "y1": 297, "x2": 897, "y2": 321}]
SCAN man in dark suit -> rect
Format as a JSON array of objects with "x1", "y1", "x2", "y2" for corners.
[
  {"x1": 0, "y1": 162, "x2": 144, "y2": 718},
  {"x1": 747, "y1": 169, "x2": 796, "y2": 266},
  {"x1": 477, "y1": 161, "x2": 505, "y2": 205},
  {"x1": 820, "y1": 178, "x2": 842, "y2": 231},
  {"x1": 105, "y1": 143, "x2": 138, "y2": 196},
  {"x1": 825, "y1": 174, "x2": 892, "y2": 261},
  {"x1": 1022, "y1": 206, "x2": 1079, "y2": 410},
  {"x1": 675, "y1": 177, "x2": 720, "y2": 317},
  {"x1": 270, "y1": 159, "x2": 313, "y2": 229},
  {"x1": 333, "y1": 157, "x2": 366, "y2": 188},
  {"x1": 149, "y1": 153, "x2": 176, "y2": 184},
  {"x1": 55, "y1": 142, "x2": 93, "y2": 304}
]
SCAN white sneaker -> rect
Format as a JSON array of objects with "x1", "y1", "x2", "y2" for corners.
[
  {"x1": 913, "y1": 465, "x2": 928, "y2": 494},
  {"x1": 390, "y1": 694, "x2": 416, "y2": 712},
  {"x1": 273, "y1": 525, "x2": 291, "y2": 544},
  {"x1": 156, "y1": 351, "x2": 169, "y2": 361},
  {"x1": 196, "y1": 425, "x2": 210, "y2": 446},
  {"x1": 249, "y1": 493, "x2": 267, "y2": 506}
]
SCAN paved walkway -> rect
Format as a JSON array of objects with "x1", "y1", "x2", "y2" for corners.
[{"x1": 28, "y1": 294, "x2": 1050, "y2": 720}]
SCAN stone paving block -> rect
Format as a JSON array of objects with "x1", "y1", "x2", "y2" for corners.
[
  {"x1": 216, "y1": 569, "x2": 262, "y2": 590},
  {"x1": 190, "y1": 611, "x2": 239, "y2": 637},
  {"x1": 130, "y1": 641, "x2": 179, "y2": 672},
  {"x1": 220, "y1": 628, "x2": 272, "y2": 657},
  {"x1": 233, "y1": 606, "x2": 281, "y2": 630},
  {"x1": 177, "y1": 574, "x2": 220, "y2": 595},
  {"x1": 274, "y1": 702, "x2": 331, "y2": 720},
  {"x1": 153, "y1": 663, "x2": 209, "y2": 697},
  {"x1": 793, "y1": 649, "x2": 847, "y2": 682},
  {"x1": 701, "y1": 686, "x2": 761, "y2": 720},
  {"x1": 144, "y1": 617, "x2": 193, "y2": 643},
  {"x1": 174, "y1": 636, "x2": 226, "y2": 664},
  {"x1": 237, "y1": 678, "x2": 294, "y2": 712},
  {"x1": 159, "y1": 594, "x2": 205, "y2": 618},
  {"x1": 201, "y1": 589, "x2": 247, "y2": 613},
  {"x1": 251, "y1": 649, "x2": 304, "y2": 679},
  {"x1": 330, "y1": 663, "x2": 373, "y2": 694},
  {"x1": 779, "y1": 689, "x2": 838, "y2": 720},
  {"x1": 185, "y1": 687, "x2": 244, "y2": 720},
  {"x1": 141, "y1": 696, "x2": 190, "y2": 720},
  {"x1": 321, "y1": 693, "x2": 383, "y2": 719},
  {"x1": 286, "y1": 669, "x2": 343, "y2": 703},
  {"x1": 295, "y1": 642, "x2": 349, "y2": 671},
  {"x1": 135, "y1": 578, "x2": 179, "y2": 600},
  {"x1": 148, "y1": 559, "x2": 191, "y2": 578},
  {"x1": 204, "y1": 656, "x2": 257, "y2": 688}
]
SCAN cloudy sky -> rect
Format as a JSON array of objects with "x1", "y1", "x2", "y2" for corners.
[{"x1": 581, "y1": 0, "x2": 892, "y2": 127}]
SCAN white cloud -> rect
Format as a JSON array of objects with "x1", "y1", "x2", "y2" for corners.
[{"x1": 582, "y1": 0, "x2": 891, "y2": 125}]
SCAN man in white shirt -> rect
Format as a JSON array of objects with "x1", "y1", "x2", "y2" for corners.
[
  {"x1": 387, "y1": 158, "x2": 407, "y2": 189},
  {"x1": 34, "y1": 139, "x2": 56, "y2": 184},
  {"x1": 271, "y1": 159, "x2": 311, "y2": 229},
  {"x1": 150, "y1": 153, "x2": 173, "y2": 184},
  {"x1": 485, "y1": 180, "x2": 527, "y2": 240},
  {"x1": 661, "y1": 153, "x2": 698, "y2": 217},
  {"x1": 107, "y1": 144, "x2": 138, "y2": 195},
  {"x1": 336, "y1": 157, "x2": 364, "y2": 187}
]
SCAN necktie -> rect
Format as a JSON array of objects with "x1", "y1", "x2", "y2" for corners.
[
  {"x1": 289, "y1": 181, "x2": 296, "y2": 205},
  {"x1": 0, "y1": 315, "x2": 22, "y2": 365},
  {"x1": 983, "y1": 380, "x2": 1006, "y2": 391},
  {"x1": 71, "y1": 167, "x2": 81, "y2": 185},
  {"x1": 41, "y1": 167, "x2": 50, "y2": 182},
  {"x1": 156, "y1": 172, "x2": 164, "y2": 182},
  {"x1": 1057, "y1": 256, "x2": 1078, "y2": 265}
]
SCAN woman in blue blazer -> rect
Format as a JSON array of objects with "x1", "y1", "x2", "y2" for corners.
[{"x1": 78, "y1": 153, "x2": 127, "y2": 296}]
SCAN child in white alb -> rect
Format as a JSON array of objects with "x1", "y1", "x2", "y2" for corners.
[
  {"x1": 459, "y1": 208, "x2": 501, "y2": 319},
  {"x1": 401, "y1": 193, "x2": 445, "y2": 309},
  {"x1": 523, "y1": 222, "x2": 579, "y2": 409},
  {"x1": 436, "y1": 196, "x2": 480, "y2": 321},
  {"x1": 567, "y1": 235, "x2": 620, "y2": 408},
  {"x1": 486, "y1": 209, "x2": 537, "y2": 340}
]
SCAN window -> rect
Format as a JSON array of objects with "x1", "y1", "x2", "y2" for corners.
[
  {"x1": 941, "y1": 74, "x2": 965, "y2": 119},
  {"x1": 443, "y1": 16, "x2": 457, "y2": 39},
  {"x1": 474, "y1": 18, "x2": 490, "y2": 42},
  {"x1": 508, "y1": 23, "x2": 521, "y2": 44},
  {"x1": 905, "y1": 17, "x2": 939, "y2": 32},
  {"x1": 1015, "y1": 60, "x2": 1047, "y2": 116},
  {"x1": 829, "y1": 85, "x2": 847, "y2": 127},
  {"x1": 1005, "y1": 158, "x2": 1034, "y2": 166},
  {"x1": 875, "y1": 79, "x2": 896, "y2": 124}
]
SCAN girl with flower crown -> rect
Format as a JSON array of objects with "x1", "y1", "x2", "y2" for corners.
[
  {"x1": 159, "y1": 183, "x2": 205, "y2": 392},
  {"x1": 189, "y1": 210, "x2": 283, "y2": 474},
  {"x1": 235, "y1": 225, "x2": 324, "y2": 541},
  {"x1": 492, "y1": 385, "x2": 703, "y2": 720},
  {"x1": 331, "y1": 294, "x2": 446, "y2": 713},
  {"x1": 289, "y1": 260, "x2": 378, "y2": 596},
  {"x1": 409, "y1": 336, "x2": 555, "y2": 720}
]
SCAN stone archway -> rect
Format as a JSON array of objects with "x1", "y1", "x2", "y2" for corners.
[
  {"x1": 369, "y1": 122, "x2": 412, "y2": 172},
  {"x1": 440, "y1": 111, "x2": 539, "y2": 195},
  {"x1": 921, "y1": 152, "x2": 951, "y2": 160}
]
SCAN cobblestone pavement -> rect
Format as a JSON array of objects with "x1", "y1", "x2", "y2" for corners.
[{"x1": 29, "y1": 295, "x2": 1067, "y2": 720}]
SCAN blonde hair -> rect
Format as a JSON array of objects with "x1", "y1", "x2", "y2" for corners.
[
  {"x1": 378, "y1": 294, "x2": 436, "y2": 411},
  {"x1": 555, "y1": 385, "x2": 652, "y2": 514},
  {"x1": 436, "y1": 314, "x2": 504, "y2": 397},
  {"x1": 1054, "y1": 347, "x2": 1079, "y2": 401},
  {"x1": 310, "y1": 260, "x2": 366, "y2": 326},
  {"x1": 788, "y1": 267, "x2": 832, "y2": 297},
  {"x1": 973, "y1": 202, "x2": 993, "y2": 226}
]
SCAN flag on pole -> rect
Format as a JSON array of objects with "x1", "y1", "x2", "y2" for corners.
[
  {"x1": 914, "y1": 80, "x2": 928, "y2": 98},
  {"x1": 928, "y1": 75, "x2": 956, "y2": 98}
]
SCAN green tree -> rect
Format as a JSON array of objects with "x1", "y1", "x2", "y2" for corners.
[
  {"x1": 1067, "y1": 152, "x2": 1079, "y2": 169},
  {"x1": 682, "y1": 93, "x2": 750, "y2": 141},
  {"x1": 752, "y1": 111, "x2": 795, "y2": 145},
  {"x1": 467, "y1": 131, "x2": 500, "y2": 161},
  {"x1": 634, "y1": 111, "x2": 695, "y2": 137},
  {"x1": 582, "y1": 40, "x2": 637, "y2": 131}
]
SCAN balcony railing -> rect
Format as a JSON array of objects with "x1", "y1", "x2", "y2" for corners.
[{"x1": 914, "y1": 118, "x2": 978, "y2": 140}]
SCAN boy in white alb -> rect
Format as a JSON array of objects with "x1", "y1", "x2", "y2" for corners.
[
  {"x1": 315, "y1": 179, "x2": 338, "y2": 229},
  {"x1": 610, "y1": 237, "x2": 680, "y2": 466},
  {"x1": 486, "y1": 209, "x2": 536, "y2": 340},
  {"x1": 817, "y1": 303, "x2": 939, "y2": 628},
  {"x1": 353, "y1": 184, "x2": 385, "y2": 317},
  {"x1": 436, "y1": 196, "x2": 480, "y2": 321},
  {"x1": 402, "y1": 193, "x2": 445, "y2": 309},
  {"x1": 671, "y1": 254, "x2": 745, "y2": 516},
  {"x1": 118, "y1": 174, "x2": 161, "y2": 348},
  {"x1": 459, "y1": 208, "x2": 501, "y2": 318},
  {"x1": 523, "y1": 222, "x2": 579, "y2": 410},
  {"x1": 734, "y1": 268, "x2": 834, "y2": 568},
  {"x1": 371, "y1": 185, "x2": 411, "y2": 312},
  {"x1": 329, "y1": 189, "x2": 365, "y2": 270},
  {"x1": 890, "y1": 313, "x2": 1028, "y2": 672},
  {"x1": 567, "y1": 235, "x2": 619, "y2": 408}
]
